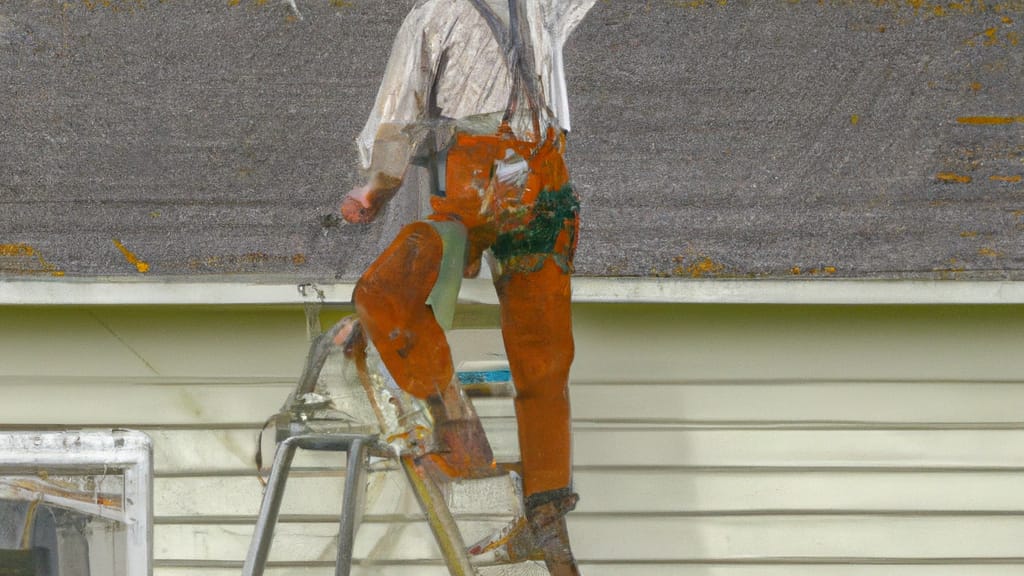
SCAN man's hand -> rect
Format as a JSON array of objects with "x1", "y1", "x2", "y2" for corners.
[
  {"x1": 341, "y1": 184, "x2": 379, "y2": 224},
  {"x1": 340, "y1": 173, "x2": 403, "y2": 224}
]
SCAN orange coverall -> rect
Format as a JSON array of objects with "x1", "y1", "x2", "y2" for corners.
[{"x1": 353, "y1": 122, "x2": 578, "y2": 499}]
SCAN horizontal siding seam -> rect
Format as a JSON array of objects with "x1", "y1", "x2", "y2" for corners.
[
  {"x1": 151, "y1": 558, "x2": 1024, "y2": 568},
  {"x1": 152, "y1": 464, "x2": 1024, "y2": 478},
  {"x1": 152, "y1": 510, "x2": 1024, "y2": 525},
  {"x1": 10, "y1": 421, "x2": 1024, "y2": 432}
]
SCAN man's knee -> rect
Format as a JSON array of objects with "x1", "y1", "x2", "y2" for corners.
[{"x1": 354, "y1": 221, "x2": 445, "y2": 309}]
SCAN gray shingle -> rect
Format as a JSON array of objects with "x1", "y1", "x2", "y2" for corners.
[{"x1": 2, "y1": 0, "x2": 1021, "y2": 280}]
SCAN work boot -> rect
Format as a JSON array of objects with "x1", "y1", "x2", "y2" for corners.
[
  {"x1": 525, "y1": 488, "x2": 580, "y2": 575},
  {"x1": 469, "y1": 487, "x2": 581, "y2": 575}
]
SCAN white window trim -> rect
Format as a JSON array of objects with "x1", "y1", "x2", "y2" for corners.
[{"x1": 0, "y1": 430, "x2": 153, "y2": 576}]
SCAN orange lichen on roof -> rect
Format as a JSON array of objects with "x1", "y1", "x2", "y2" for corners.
[
  {"x1": 983, "y1": 27, "x2": 999, "y2": 45},
  {"x1": 669, "y1": 254, "x2": 727, "y2": 278},
  {"x1": 0, "y1": 243, "x2": 65, "y2": 277},
  {"x1": 686, "y1": 257, "x2": 725, "y2": 278},
  {"x1": 242, "y1": 252, "x2": 270, "y2": 264},
  {"x1": 956, "y1": 116, "x2": 1023, "y2": 125},
  {"x1": 790, "y1": 265, "x2": 837, "y2": 276},
  {"x1": 75, "y1": 0, "x2": 153, "y2": 13},
  {"x1": 112, "y1": 239, "x2": 150, "y2": 273},
  {"x1": 990, "y1": 175, "x2": 1022, "y2": 183},
  {"x1": 937, "y1": 172, "x2": 973, "y2": 183},
  {"x1": 0, "y1": 244, "x2": 32, "y2": 257}
]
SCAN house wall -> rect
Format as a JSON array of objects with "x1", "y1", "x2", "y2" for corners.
[{"x1": 2, "y1": 302, "x2": 1023, "y2": 575}]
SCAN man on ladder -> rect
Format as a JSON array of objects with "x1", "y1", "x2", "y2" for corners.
[{"x1": 340, "y1": 0, "x2": 596, "y2": 574}]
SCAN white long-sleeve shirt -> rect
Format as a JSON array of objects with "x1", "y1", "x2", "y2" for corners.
[{"x1": 357, "y1": 0, "x2": 596, "y2": 177}]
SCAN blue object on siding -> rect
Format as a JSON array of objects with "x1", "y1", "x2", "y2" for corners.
[{"x1": 457, "y1": 369, "x2": 512, "y2": 385}]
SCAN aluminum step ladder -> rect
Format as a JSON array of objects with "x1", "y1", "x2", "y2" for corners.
[{"x1": 241, "y1": 431, "x2": 382, "y2": 576}]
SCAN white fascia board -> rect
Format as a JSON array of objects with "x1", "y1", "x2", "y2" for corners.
[
  {"x1": 3, "y1": 277, "x2": 1024, "y2": 305},
  {"x1": 0, "y1": 278, "x2": 357, "y2": 306},
  {"x1": 571, "y1": 278, "x2": 1024, "y2": 305}
]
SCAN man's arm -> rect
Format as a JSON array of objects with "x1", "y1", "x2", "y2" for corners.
[
  {"x1": 343, "y1": 4, "x2": 436, "y2": 223},
  {"x1": 342, "y1": 123, "x2": 414, "y2": 223}
]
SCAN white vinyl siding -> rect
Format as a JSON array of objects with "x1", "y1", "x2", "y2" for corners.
[{"x1": 1, "y1": 303, "x2": 1023, "y2": 574}]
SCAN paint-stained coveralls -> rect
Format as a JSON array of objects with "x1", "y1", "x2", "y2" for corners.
[{"x1": 341, "y1": 0, "x2": 595, "y2": 570}]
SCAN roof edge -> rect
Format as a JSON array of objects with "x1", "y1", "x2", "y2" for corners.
[{"x1": 3, "y1": 277, "x2": 1024, "y2": 305}]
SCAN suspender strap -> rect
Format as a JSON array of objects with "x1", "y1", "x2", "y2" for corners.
[{"x1": 465, "y1": 0, "x2": 551, "y2": 139}]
